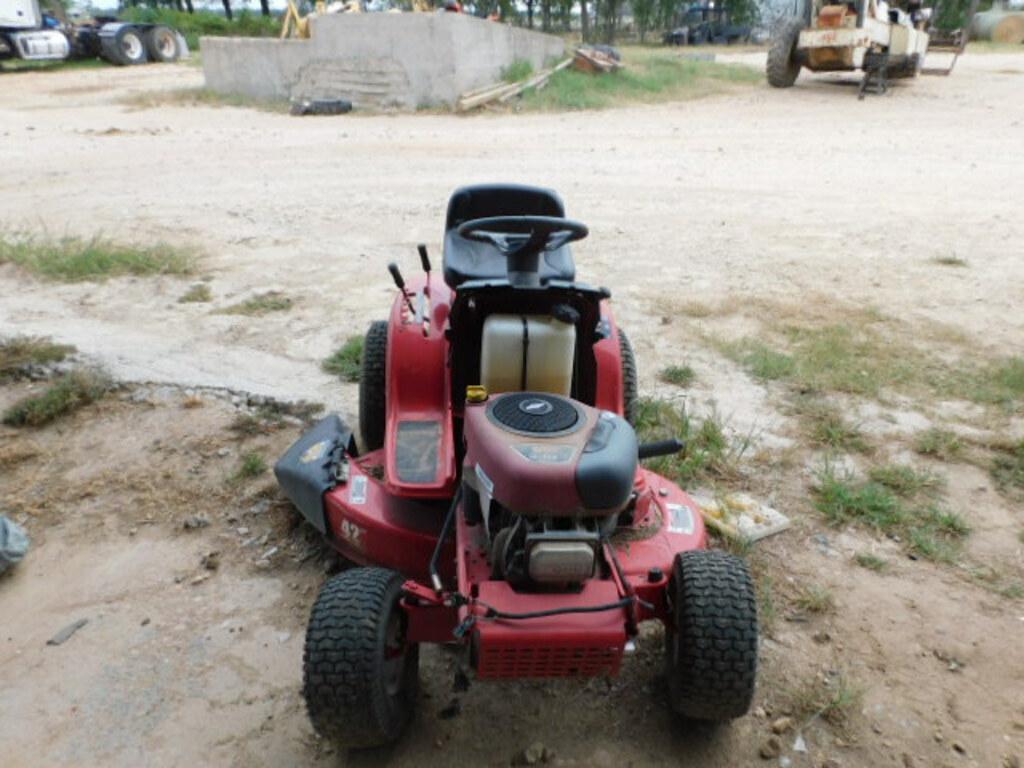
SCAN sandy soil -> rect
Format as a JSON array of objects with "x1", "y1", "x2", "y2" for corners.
[{"x1": 1, "y1": 52, "x2": 1023, "y2": 768}]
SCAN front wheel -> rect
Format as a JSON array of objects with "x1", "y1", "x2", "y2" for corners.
[
  {"x1": 767, "y1": 19, "x2": 803, "y2": 88},
  {"x1": 303, "y1": 567, "x2": 419, "y2": 748},
  {"x1": 358, "y1": 320, "x2": 388, "y2": 452},
  {"x1": 666, "y1": 550, "x2": 758, "y2": 721}
]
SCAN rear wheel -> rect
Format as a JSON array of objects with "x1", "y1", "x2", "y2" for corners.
[
  {"x1": 144, "y1": 25, "x2": 179, "y2": 63},
  {"x1": 666, "y1": 550, "x2": 758, "y2": 721},
  {"x1": 767, "y1": 19, "x2": 803, "y2": 88},
  {"x1": 114, "y1": 26, "x2": 148, "y2": 65},
  {"x1": 358, "y1": 320, "x2": 388, "y2": 452},
  {"x1": 618, "y1": 328, "x2": 638, "y2": 427},
  {"x1": 303, "y1": 568, "x2": 419, "y2": 748}
]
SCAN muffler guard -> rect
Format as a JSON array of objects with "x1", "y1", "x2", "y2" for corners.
[{"x1": 274, "y1": 414, "x2": 356, "y2": 534}]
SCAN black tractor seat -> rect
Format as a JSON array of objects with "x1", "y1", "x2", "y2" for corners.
[{"x1": 443, "y1": 184, "x2": 577, "y2": 289}]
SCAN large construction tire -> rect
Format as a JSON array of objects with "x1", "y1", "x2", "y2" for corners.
[
  {"x1": 767, "y1": 19, "x2": 803, "y2": 88},
  {"x1": 303, "y1": 568, "x2": 419, "y2": 748},
  {"x1": 358, "y1": 320, "x2": 388, "y2": 452},
  {"x1": 666, "y1": 550, "x2": 758, "y2": 721},
  {"x1": 618, "y1": 328, "x2": 638, "y2": 427},
  {"x1": 144, "y1": 25, "x2": 179, "y2": 63}
]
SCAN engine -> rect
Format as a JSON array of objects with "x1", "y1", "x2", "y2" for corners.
[{"x1": 462, "y1": 390, "x2": 638, "y2": 589}]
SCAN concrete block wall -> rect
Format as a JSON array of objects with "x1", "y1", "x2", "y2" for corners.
[{"x1": 201, "y1": 14, "x2": 565, "y2": 110}]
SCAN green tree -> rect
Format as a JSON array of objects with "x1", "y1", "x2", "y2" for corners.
[{"x1": 633, "y1": 0, "x2": 657, "y2": 40}]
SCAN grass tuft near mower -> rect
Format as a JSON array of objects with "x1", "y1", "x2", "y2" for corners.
[{"x1": 275, "y1": 184, "x2": 758, "y2": 748}]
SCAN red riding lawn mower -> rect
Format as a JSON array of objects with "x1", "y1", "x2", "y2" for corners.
[{"x1": 275, "y1": 184, "x2": 758, "y2": 748}]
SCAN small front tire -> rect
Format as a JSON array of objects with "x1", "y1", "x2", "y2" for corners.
[
  {"x1": 666, "y1": 550, "x2": 758, "y2": 721},
  {"x1": 303, "y1": 567, "x2": 419, "y2": 748},
  {"x1": 358, "y1": 320, "x2": 388, "y2": 452}
]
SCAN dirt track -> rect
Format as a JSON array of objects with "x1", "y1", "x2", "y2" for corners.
[{"x1": 2, "y1": 52, "x2": 1024, "y2": 768}]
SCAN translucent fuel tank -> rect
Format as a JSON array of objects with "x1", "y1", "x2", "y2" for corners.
[{"x1": 480, "y1": 314, "x2": 576, "y2": 396}]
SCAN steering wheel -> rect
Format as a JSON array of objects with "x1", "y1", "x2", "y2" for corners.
[{"x1": 456, "y1": 216, "x2": 589, "y2": 259}]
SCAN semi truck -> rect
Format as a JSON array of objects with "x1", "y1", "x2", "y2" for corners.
[{"x1": 1, "y1": 0, "x2": 185, "y2": 67}]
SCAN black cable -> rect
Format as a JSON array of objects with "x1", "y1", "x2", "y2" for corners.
[
  {"x1": 429, "y1": 486, "x2": 462, "y2": 593},
  {"x1": 475, "y1": 596, "x2": 638, "y2": 621}
]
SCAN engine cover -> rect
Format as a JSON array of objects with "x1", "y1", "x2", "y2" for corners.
[{"x1": 463, "y1": 391, "x2": 638, "y2": 518}]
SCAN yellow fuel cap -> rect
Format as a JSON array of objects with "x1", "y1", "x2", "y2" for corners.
[{"x1": 466, "y1": 385, "x2": 488, "y2": 403}]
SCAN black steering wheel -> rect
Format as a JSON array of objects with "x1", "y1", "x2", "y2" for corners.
[{"x1": 456, "y1": 216, "x2": 589, "y2": 258}]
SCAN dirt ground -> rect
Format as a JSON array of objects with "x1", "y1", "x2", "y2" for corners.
[{"x1": 1, "y1": 51, "x2": 1023, "y2": 768}]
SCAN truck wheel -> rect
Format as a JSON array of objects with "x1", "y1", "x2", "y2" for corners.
[
  {"x1": 145, "y1": 25, "x2": 179, "y2": 63},
  {"x1": 767, "y1": 19, "x2": 803, "y2": 88},
  {"x1": 358, "y1": 320, "x2": 388, "y2": 452},
  {"x1": 303, "y1": 568, "x2": 419, "y2": 748},
  {"x1": 666, "y1": 550, "x2": 758, "y2": 721},
  {"x1": 618, "y1": 328, "x2": 638, "y2": 427},
  {"x1": 106, "y1": 25, "x2": 148, "y2": 66}
]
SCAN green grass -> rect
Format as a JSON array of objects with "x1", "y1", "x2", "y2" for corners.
[
  {"x1": 795, "y1": 584, "x2": 835, "y2": 615},
  {"x1": 0, "y1": 57, "x2": 106, "y2": 73},
  {"x1": 520, "y1": 50, "x2": 760, "y2": 111},
  {"x1": 178, "y1": 284, "x2": 213, "y2": 303},
  {"x1": 780, "y1": 673, "x2": 862, "y2": 730},
  {"x1": 868, "y1": 463, "x2": 942, "y2": 498},
  {"x1": 814, "y1": 461, "x2": 969, "y2": 563},
  {"x1": 120, "y1": 7, "x2": 279, "y2": 50},
  {"x1": 219, "y1": 291, "x2": 292, "y2": 316},
  {"x1": 2, "y1": 369, "x2": 110, "y2": 427},
  {"x1": 991, "y1": 439, "x2": 1024, "y2": 496},
  {"x1": 914, "y1": 428, "x2": 963, "y2": 461},
  {"x1": 322, "y1": 336, "x2": 363, "y2": 383},
  {"x1": 658, "y1": 364, "x2": 696, "y2": 388},
  {"x1": 794, "y1": 398, "x2": 869, "y2": 453},
  {"x1": 235, "y1": 451, "x2": 267, "y2": 480},
  {"x1": 722, "y1": 339, "x2": 795, "y2": 382},
  {"x1": 502, "y1": 59, "x2": 534, "y2": 83},
  {"x1": 0, "y1": 234, "x2": 196, "y2": 282},
  {"x1": 854, "y1": 552, "x2": 888, "y2": 572},
  {"x1": 635, "y1": 396, "x2": 749, "y2": 487},
  {"x1": 0, "y1": 337, "x2": 74, "y2": 381}
]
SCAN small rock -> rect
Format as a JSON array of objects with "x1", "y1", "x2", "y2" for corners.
[
  {"x1": 820, "y1": 760, "x2": 842, "y2": 768},
  {"x1": 141, "y1": 617, "x2": 151, "y2": 627},
  {"x1": 771, "y1": 716, "x2": 793, "y2": 735},
  {"x1": 237, "y1": 527, "x2": 250, "y2": 536},
  {"x1": 760, "y1": 736, "x2": 782, "y2": 760},
  {"x1": 201, "y1": 551, "x2": 220, "y2": 571},
  {"x1": 952, "y1": 741, "x2": 966, "y2": 755},
  {"x1": 183, "y1": 515, "x2": 209, "y2": 530},
  {"x1": 793, "y1": 734, "x2": 807, "y2": 753},
  {"x1": 217, "y1": 447, "x2": 231, "y2": 458},
  {"x1": 191, "y1": 573, "x2": 211, "y2": 586},
  {"x1": 1003, "y1": 755, "x2": 1021, "y2": 768},
  {"x1": 812, "y1": 630, "x2": 831, "y2": 644},
  {"x1": 753, "y1": 706, "x2": 768, "y2": 719},
  {"x1": 47, "y1": 618, "x2": 88, "y2": 646},
  {"x1": 901, "y1": 753, "x2": 915, "y2": 767},
  {"x1": 779, "y1": 757, "x2": 792, "y2": 768},
  {"x1": 934, "y1": 731, "x2": 944, "y2": 743},
  {"x1": 277, "y1": 632, "x2": 291, "y2": 644},
  {"x1": 434, "y1": 738, "x2": 444, "y2": 749},
  {"x1": 513, "y1": 741, "x2": 548, "y2": 765}
]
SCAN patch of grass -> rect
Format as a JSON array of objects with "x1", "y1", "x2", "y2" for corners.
[
  {"x1": 658, "y1": 364, "x2": 696, "y2": 388},
  {"x1": 235, "y1": 451, "x2": 267, "y2": 480},
  {"x1": 122, "y1": 87, "x2": 290, "y2": 114},
  {"x1": 991, "y1": 439, "x2": 1024, "y2": 496},
  {"x1": 795, "y1": 584, "x2": 835, "y2": 615},
  {"x1": 219, "y1": 291, "x2": 292, "y2": 317},
  {"x1": 914, "y1": 428, "x2": 963, "y2": 460},
  {"x1": 520, "y1": 50, "x2": 760, "y2": 111},
  {"x1": 781, "y1": 673, "x2": 862, "y2": 730},
  {"x1": 930, "y1": 255, "x2": 968, "y2": 267},
  {"x1": 721, "y1": 340, "x2": 795, "y2": 382},
  {"x1": 635, "y1": 397, "x2": 749, "y2": 487},
  {"x1": 0, "y1": 234, "x2": 196, "y2": 282},
  {"x1": 795, "y1": 398, "x2": 869, "y2": 453},
  {"x1": 813, "y1": 462, "x2": 969, "y2": 563},
  {"x1": 502, "y1": 58, "x2": 534, "y2": 83},
  {"x1": 322, "y1": 336, "x2": 363, "y2": 383},
  {"x1": 178, "y1": 284, "x2": 213, "y2": 303},
  {"x1": 0, "y1": 443, "x2": 40, "y2": 469},
  {"x1": 0, "y1": 337, "x2": 74, "y2": 380},
  {"x1": 120, "y1": 7, "x2": 279, "y2": 50},
  {"x1": 756, "y1": 572, "x2": 777, "y2": 635},
  {"x1": 2, "y1": 370, "x2": 110, "y2": 427},
  {"x1": 854, "y1": 552, "x2": 888, "y2": 572},
  {"x1": 868, "y1": 463, "x2": 942, "y2": 498},
  {"x1": 969, "y1": 357, "x2": 1024, "y2": 407}
]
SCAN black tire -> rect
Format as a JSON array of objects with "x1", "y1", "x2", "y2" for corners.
[
  {"x1": 113, "y1": 26, "x2": 148, "y2": 65},
  {"x1": 618, "y1": 328, "x2": 638, "y2": 427},
  {"x1": 666, "y1": 550, "x2": 758, "y2": 721},
  {"x1": 303, "y1": 568, "x2": 419, "y2": 748},
  {"x1": 144, "y1": 25, "x2": 179, "y2": 63},
  {"x1": 767, "y1": 19, "x2": 803, "y2": 88},
  {"x1": 358, "y1": 320, "x2": 388, "y2": 452}
]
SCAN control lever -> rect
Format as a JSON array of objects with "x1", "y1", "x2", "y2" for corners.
[
  {"x1": 638, "y1": 438, "x2": 685, "y2": 460},
  {"x1": 417, "y1": 243, "x2": 431, "y2": 275},
  {"x1": 388, "y1": 261, "x2": 416, "y2": 316}
]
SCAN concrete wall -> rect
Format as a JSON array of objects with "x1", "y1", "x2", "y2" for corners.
[{"x1": 201, "y1": 14, "x2": 565, "y2": 110}]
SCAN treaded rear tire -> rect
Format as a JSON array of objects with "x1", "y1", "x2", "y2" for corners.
[
  {"x1": 144, "y1": 25, "x2": 179, "y2": 63},
  {"x1": 666, "y1": 550, "x2": 758, "y2": 721},
  {"x1": 358, "y1": 320, "x2": 388, "y2": 452},
  {"x1": 303, "y1": 567, "x2": 419, "y2": 748},
  {"x1": 618, "y1": 328, "x2": 638, "y2": 427},
  {"x1": 767, "y1": 19, "x2": 803, "y2": 88}
]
